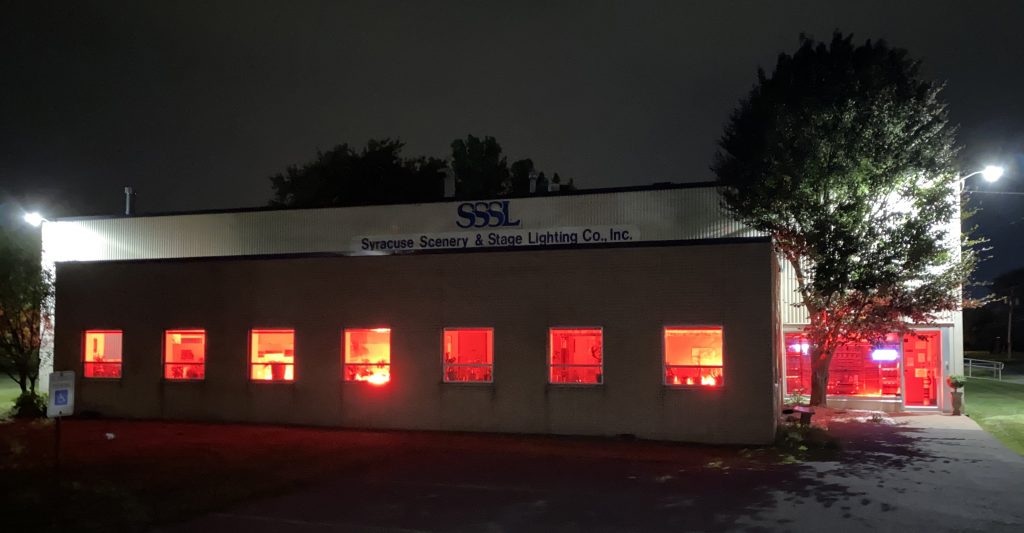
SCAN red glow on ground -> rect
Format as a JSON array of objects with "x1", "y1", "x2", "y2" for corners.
[
  {"x1": 664, "y1": 327, "x2": 723, "y2": 387},
  {"x1": 83, "y1": 330, "x2": 122, "y2": 378},
  {"x1": 549, "y1": 328, "x2": 602, "y2": 384},
  {"x1": 164, "y1": 329, "x2": 206, "y2": 380},
  {"x1": 250, "y1": 329, "x2": 295, "y2": 381},
  {"x1": 345, "y1": 328, "x2": 391, "y2": 383}
]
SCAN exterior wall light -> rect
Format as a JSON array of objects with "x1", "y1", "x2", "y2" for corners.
[{"x1": 24, "y1": 212, "x2": 45, "y2": 227}]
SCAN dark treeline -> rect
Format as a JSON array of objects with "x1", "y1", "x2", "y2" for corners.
[
  {"x1": 965, "y1": 267, "x2": 1023, "y2": 354},
  {"x1": 269, "y1": 135, "x2": 575, "y2": 208}
]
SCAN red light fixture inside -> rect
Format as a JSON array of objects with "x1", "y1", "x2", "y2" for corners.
[
  {"x1": 164, "y1": 329, "x2": 206, "y2": 380},
  {"x1": 344, "y1": 328, "x2": 391, "y2": 384},
  {"x1": 549, "y1": 328, "x2": 603, "y2": 384},
  {"x1": 664, "y1": 327, "x2": 723, "y2": 387},
  {"x1": 83, "y1": 330, "x2": 123, "y2": 378},
  {"x1": 250, "y1": 329, "x2": 295, "y2": 382},
  {"x1": 443, "y1": 328, "x2": 493, "y2": 382}
]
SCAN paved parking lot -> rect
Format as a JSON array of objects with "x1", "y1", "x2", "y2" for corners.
[{"x1": 160, "y1": 414, "x2": 1024, "y2": 532}]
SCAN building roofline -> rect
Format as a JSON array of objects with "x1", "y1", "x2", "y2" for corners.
[{"x1": 50, "y1": 180, "x2": 720, "y2": 222}]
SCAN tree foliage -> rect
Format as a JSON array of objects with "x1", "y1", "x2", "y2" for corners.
[
  {"x1": 269, "y1": 136, "x2": 575, "y2": 208},
  {"x1": 0, "y1": 229, "x2": 53, "y2": 399},
  {"x1": 269, "y1": 139, "x2": 447, "y2": 207},
  {"x1": 450, "y1": 135, "x2": 510, "y2": 199},
  {"x1": 712, "y1": 32, "x2": 976, "y2": 405},
  {"x1": 993, "y1": 267, "x2": 1024, "y2": 301}
]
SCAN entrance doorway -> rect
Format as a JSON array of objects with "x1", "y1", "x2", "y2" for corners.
[{"x1": 903, "y1": 330, "x2": 942, "y2": 407}]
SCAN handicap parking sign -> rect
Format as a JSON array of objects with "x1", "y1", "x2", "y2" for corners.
[{"x1": 47, "y1": 371, "x2": 75, "y2": 417}]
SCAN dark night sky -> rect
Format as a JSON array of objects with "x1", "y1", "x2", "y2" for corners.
[{"x1": 2, "y1": 1, "x2": 1022, "y2": 281}]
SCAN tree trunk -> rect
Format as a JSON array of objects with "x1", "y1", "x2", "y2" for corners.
[{"x1": 809, "y1": 349, "x2": 832, "y2": 407}]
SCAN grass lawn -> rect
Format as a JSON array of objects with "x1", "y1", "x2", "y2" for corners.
[
  {"x1": 964, "y1": 351, "x2": 1024, "y2": 373},
  {"x1": 0, "y1": 380, "x2": 21, "y2": 417},
  {"x1": 966, "y1": 377, "x2": 1024, "y2": 456}
]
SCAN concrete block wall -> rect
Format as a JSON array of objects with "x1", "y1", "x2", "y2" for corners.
[{"x1": 53, "y1": 241, "x2": 779, "y2": 444}]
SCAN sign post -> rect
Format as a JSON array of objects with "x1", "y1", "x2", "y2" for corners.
[{"x1": 47, "y1": 371, "x2": 75, "y2": 470}]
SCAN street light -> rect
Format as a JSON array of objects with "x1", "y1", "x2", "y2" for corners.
[
  {"x1": 23, "y1": 212, "x2": 46, "y2": 227},
  {"x1": 981, "y1": 165, "x2": 1005, "y2": 183},
  {"x1": 959, "y1": 165, "x2": 1005, "y2": 185}
]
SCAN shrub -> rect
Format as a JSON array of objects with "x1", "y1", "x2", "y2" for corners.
[
  {"x1": 785, "y1": 389, "x2": 809, "y2": 406},
  {"x1": 946, "y1": 375, "x2": 967, "y2": 390},
  {"x1": 12, "y1": 392, "x2": 47, "y2": 419}
]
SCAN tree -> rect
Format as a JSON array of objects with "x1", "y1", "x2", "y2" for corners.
[
  {"x1": 450, "y1": 135, "x2": 510, "y2": 199},
  {"x1": 0, "y1": 228, "x2": 53, "y2": 405},
  {"x1": 269, "y1": 139, "x2": 446, "y2": 208},
  {"x1": 270, "y1": 135, "x2": 579, "y2": 207},
  {"x1": 510, "y1": 158, "x2": 535, "y2": 195},
  {"x1": 534, "y1": 172, "x2": 549, "y2": 195},
  {"x1": 992, "y1": 268, "x2": 1023, "y2": 358},
  {"x1": 712, "y1": 33, "x2": 976, "y2": 406}
]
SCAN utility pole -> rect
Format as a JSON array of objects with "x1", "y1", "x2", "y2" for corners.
[{"x1": 1009, "y1": 286, "x2": 1016, "y2": 361}]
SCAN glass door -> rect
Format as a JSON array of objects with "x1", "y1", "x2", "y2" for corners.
[{"x1": 902, "y1": 330, "x2": 942, "y2": 407}]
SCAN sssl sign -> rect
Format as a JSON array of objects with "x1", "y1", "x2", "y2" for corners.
[{"x1": 455, "y1": 200, "x2": 521, "y2": 228}]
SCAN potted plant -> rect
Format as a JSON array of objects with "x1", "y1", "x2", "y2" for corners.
[{"x1": 947, "y1": 375, "x2": 966, "y2": 416}]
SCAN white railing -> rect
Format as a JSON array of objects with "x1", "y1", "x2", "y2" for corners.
[{"x1": 965, "y1": 358, "x2": 1004, "y2": 380}]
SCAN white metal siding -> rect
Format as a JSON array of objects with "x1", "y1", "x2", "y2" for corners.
[{"x1": 41, "y1": 187, "x2": 759, "y2": 263}]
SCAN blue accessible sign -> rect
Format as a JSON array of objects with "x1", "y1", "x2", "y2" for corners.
[{"x1": 47, "y1": 370, "x2": 75, "y2": 418}]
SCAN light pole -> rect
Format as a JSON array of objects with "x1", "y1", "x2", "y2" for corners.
[{"x1": 958, "y1": 165, "x2": 1005, "y2": 189}]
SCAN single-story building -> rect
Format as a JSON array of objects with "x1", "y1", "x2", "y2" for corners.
[{"x1": 36, "y1": 183, "x2": 964, "y2": 444}]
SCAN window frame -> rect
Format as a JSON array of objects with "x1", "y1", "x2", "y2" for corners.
[
  {"x1": 162, "y1": 328, "x2": 207, "y2": 382},
  {"x1": 82, "y1": 329, "x2": 124, "y2": 380},
  {"x1": 547, "y1": 326, "x2": 604, "y2": 386},
  {"x1": 248, "y1": 328, "x2": 296, "y2": 383},
  {"x1": 662, "y1": 325, "x2": 725, "y2": 388},
  {"x1": 441, "y1": 327, "x2": 495, "y2": 384},
  {"x1": 342, "y1": 327, "x2": 392, "y2": 384}
]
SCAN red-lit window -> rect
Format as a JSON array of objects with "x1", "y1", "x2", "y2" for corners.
[
  {"x1": 83, "y1": 330, "x2": 123, "y2": 378},
  {"x1": 664, "y1": 327, "x2": 724, "y2": 387},
  {"x1": 164, "y1": 329, "x2": 206, "y2": 380},
  {"x1": 549, "y1": 328, "x2": 603, "y2": 384},
  {"x1": 344, "y1": 328, "x2": 391, "y2": 384},
  {"x1": 784, "y1": 332, "x2": 901, "y2": 397},
  {"x1": 250, "y1": 329, "x2": 294, "y2": 382},
  {"x1": 784, "y1": 333, "x2": 812, "y2": 395},
  {"x1": 443, "y1": 328, "x2": 493, "y2": 382}
]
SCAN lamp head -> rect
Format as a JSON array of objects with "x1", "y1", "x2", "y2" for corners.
[
  {"x1": 23, "y1": 212, "x2": 44, "y2": 227},
  {"x1": 981, "y1": 165, "x2": 1005, "y2": 183}
]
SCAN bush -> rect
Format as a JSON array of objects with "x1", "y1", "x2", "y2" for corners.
[
  {"x1": 784, "y1": 390, "x2": 809, "y2": 406},
  {"x1": 12, "y1": 392, "x2": 46, "y2": 419},
  {"x1": 947, "y1": 374, "x2": 967, "y2": 390}
]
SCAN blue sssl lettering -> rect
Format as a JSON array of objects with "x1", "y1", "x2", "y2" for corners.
[
  {"x1": 499, "y1": 200, "x2": 520, "y2": 227},
  {"x1": 457, "y1": 200, "x2": 521, "y2": 228},
  {"x1": 456, "y1": 203, "x2": 476, "y2": 228}
]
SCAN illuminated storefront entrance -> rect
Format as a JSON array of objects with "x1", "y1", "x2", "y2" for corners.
[{"x1": 784, "y1": 329, "x2": 945, "y2": 409}]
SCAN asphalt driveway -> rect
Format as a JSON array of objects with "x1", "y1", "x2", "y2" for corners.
[{"x1": 160, "y1": 415, "x2": 1024, "y2": 532}]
